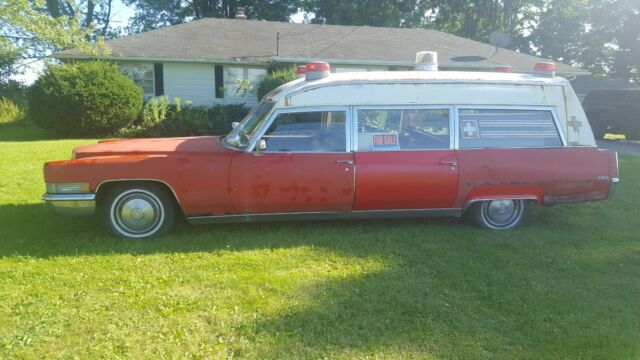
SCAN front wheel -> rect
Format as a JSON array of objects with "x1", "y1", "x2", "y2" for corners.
[
  {"x1": 103, "y1": 184, "x2": 176, "y2": 239},
  {"x1": 469, "y1": 199, "x2": 530, "y2": 230}
]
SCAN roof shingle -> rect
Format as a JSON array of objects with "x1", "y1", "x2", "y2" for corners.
[{"x1": 58, "y1": 18, "x2": 588, "y2": 76}]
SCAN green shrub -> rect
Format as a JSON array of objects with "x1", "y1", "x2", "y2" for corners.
[
  {"x1": 142, "y1": 95, "x2": 170, "y2": 127},
  {"x1": 0, "y1": 98, "x2": 23, "y2": 124},
  {"x1": 0, "y1": 81, "x2": 27, "y2": 109},
  {"x1": 122, "y1": 103, "x2": 250, "y2": 137},
  {"x1": 256, "y1": 67, "x2": 296, "y2": 100},
  {"x1": 28, "y1": 61, "x2": 143, "y2": 136}
]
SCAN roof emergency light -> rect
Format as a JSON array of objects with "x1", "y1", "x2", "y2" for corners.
[
  {"x1": 415, "y1": 51, "x2": 438, "y2": 71},
  {"x1": 305, "y1": 62, "x2": 330, "y2": 81},
  {"x1": 494, "y1": 66, "x2": 513, "y2": 73},
  {"x1": 296, "y1": 65, "x2": 307, "y2": 79},
  {"x1": 534, "y1": 62, "x2": 556, "y2": 77}
]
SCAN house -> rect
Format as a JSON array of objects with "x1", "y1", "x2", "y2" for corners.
[{"x1": 56, "y1": 14, "x2": 590, "y2": 106}]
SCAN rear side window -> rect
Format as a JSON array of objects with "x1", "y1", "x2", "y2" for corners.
[
  {"x1": 356, "y1": 108, "x2": 450, "y2": 151},
  {"x1": 458, "y1": 109, "x2": 563, "y2": 149}
]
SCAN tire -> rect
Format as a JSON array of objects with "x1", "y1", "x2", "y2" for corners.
[
  {"x1": 103, "y1": 183, "x2": 176, "y2": 239},
  {"x1": 469, "y1": 199, "x2": 530, "y2": 230}
]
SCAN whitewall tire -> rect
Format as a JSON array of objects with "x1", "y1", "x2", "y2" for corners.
[
  {"x1": 469, "y1": 199, "x2": 530, "y2": 230},
  {"x1": 103, "y1": 184, "x2": 175, "y2": 239}
]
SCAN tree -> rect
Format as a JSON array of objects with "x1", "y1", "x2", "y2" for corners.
[
  {"x1": 520, "y1": 0, "x2": 640, "y2": 82},
  {"x1": 44, "y1": 0, "x2": 119, "y2": 38},
  {"x1": 425, "y1": 0, "x2": 539, "y2": 42},
  {"x1": 124, "y1": 0, "x2": 299, "y2": 33},
  {"x1": 0, "y1": 0, "x2": 109, "y2": 82},
  {"x1": 301, "y1": 0, "x2": 423, "y2": 27},
  {"x1": 609, "y1": 4, "x2": 640, "y2": 82}
]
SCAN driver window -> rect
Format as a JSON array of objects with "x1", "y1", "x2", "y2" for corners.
[
  {"x1": 262, "y1": 110, "x2": 346, "y2": 152},
  {"x1": 357, "y1": 108, "x2": 450, "y2": 150}
]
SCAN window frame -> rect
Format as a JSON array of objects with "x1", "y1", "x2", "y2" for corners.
[
  {"x1": 454, "y1": 105, "x2": 567, "y2": 150},
  {"x1": 351, "y1": 105, "x2": 455, "y2": 152},
  {"x1": 247, "y1": 106, "x2": 352, "y2": 154},
  {"x1": 119, "y1": 62, "x2": 155, "y2": 98},
  {"x1": 223, "y1": 66, "x2": 267, "y2": 100}
]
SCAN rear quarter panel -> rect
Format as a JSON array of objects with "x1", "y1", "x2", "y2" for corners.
[{"x1": 455, "y1": 147, "x2": 615, "y2": 208}]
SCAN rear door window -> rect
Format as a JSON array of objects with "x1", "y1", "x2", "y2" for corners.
[
  {"x1": 356, "y1": 108, "x2": 450, "y2": 150},
  {"x1": 458, "y1": 108, "x2": 563, "y2": 149}
]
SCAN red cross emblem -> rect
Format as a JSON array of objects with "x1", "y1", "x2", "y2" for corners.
[{"x1": 461, "y1": 120, "x2": 480, "y2": 138}]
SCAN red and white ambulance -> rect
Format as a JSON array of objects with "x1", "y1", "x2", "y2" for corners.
[{"x1": 42, "y1": 52, "x2": 619, "y2": 238}]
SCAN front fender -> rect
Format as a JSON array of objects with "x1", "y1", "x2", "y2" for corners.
[{"x1": 43, "y1": 153, "x2": 233, "y2": 216}]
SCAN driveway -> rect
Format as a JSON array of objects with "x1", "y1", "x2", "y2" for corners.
[{"x1": 597, "y1": 139, "x2": 640, "y2": 156}]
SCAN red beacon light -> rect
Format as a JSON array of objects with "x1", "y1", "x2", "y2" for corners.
[
  {"x1": 305, "y1": 62, "x2": 330, "y2": 81},
  {"x1": 534, "y1": 62, "x2": 556, "y2": 77},
  {"x1": 494, "y1": 66, "x2": 512, "y2": 73},
  {"x1": 296, "y1": 65, "x2": 307, "y2": 79}
]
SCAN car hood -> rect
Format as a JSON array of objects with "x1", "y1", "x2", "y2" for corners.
[{"x1": 73, "y1": 136, "x2": 233, "y2": 159}]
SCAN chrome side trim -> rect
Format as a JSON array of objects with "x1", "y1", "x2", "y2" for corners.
[
  {"x1": 42, "y1": 193, "x2": 96, "y2": 201},
  {"x1": 463, "y1": 197, "x2": 538, "y2": 211},
  {"x1": 187, "y1": 208, "x2": 462, "y2": 225}
]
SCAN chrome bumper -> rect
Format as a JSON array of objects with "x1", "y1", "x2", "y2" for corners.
[
  {"x1": 609, "y1": 177, "x2": 620, "y2": 197},
  {"x1": 41, "y1": 193, "x2": 96, "y2": 216}
]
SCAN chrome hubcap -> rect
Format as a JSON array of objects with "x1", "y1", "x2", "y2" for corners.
[
  {"x1": 482, "y1": 199, "x2": 522, "y2": 228},
  {"x1": 112, "y1": 190, "x2": 163, "y2": 237}
]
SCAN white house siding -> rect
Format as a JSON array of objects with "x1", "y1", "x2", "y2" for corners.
[{"x1": 163, "y1": 63, "x2": 217, "y2": 106}]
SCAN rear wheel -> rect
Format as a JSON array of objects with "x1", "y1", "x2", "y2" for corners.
[
  {"x1": 103, "y1": 184, "x2": 175, "y2": 239},
  {"x1": 469, "y1": 199, "x2": 529, "y2": 230}
]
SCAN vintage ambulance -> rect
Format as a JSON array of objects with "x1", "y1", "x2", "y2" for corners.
[{"x1": 42, "y1": 53, "x2": 619, "y2": 239}]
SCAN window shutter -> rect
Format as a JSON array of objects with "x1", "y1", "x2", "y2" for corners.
[
  {"x1": 215, "y1": 65, "x2": 224, "y2": 98},
  {"x1": 153, "y1": 63, "x2": 164, "y2": 96}
]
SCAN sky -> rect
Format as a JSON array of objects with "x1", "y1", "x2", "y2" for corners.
[{"x1": 15, "y1": 2, "x2": 307, "y2": 84}]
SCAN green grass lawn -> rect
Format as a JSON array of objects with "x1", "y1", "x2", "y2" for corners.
[{"x1": 1, "y1": 123, "x2": 639, "y2": 359}]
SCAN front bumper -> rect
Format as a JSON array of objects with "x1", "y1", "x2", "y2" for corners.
[{"x1": 41, "y1": 193, "x2": 96, "y2": 216}]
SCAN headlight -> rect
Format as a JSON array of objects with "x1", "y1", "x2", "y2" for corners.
[{"x1": 46, "y1": 183, "x2": 90, "y2": 194}]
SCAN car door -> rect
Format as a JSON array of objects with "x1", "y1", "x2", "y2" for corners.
[
  {"x1": 352, "y1": 106, "x2": 459, "y2": 210},
  {"x1": 229, "y1": 108, "x2": 355, "y2": 214}
]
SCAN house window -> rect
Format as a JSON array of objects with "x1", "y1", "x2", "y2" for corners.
[
  {"x1": 119, "y1": 63, "x2": 154, "y2": 97},
  {"x1": 223, "y1": 67, "x2": 267, "y2": 99}
]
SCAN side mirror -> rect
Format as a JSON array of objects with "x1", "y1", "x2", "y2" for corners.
[
  {"x1": 255, "y1": 139, "x2": 267, "y2": 156},
  {"x1": 231, "y1": 121, "x2": 240, "y2": 129}
]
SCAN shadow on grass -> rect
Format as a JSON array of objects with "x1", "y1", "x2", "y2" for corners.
[
  {"x1": 0, "y1": 123, "x2": 52, "y2": 142},
  {"x1": 2, "y1": 203, "x2": 640, "y2": 358},
  {"x1": 1, "y1": 202, "x2": 478, "y2": 259}
]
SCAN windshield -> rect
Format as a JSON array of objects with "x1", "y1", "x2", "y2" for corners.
[{"x1": 225, "y1": 100, "x2": 276, "y2": 148}]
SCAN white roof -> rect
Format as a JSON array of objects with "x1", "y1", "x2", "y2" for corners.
[{"x1": 279, "y1": 71, "x2": 569, "y2": 98}]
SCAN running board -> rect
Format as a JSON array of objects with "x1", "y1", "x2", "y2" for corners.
[{"x1": 187, "y1": 208, "x2": 462, "y2": 225}]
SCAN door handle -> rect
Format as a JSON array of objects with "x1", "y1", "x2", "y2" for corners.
[
  {"x1": 336, "y1": 160, "x2": 354, "y2": 165},
  {"x1": 439, "y1": 160, "x2": 457, "y2": 166}
]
